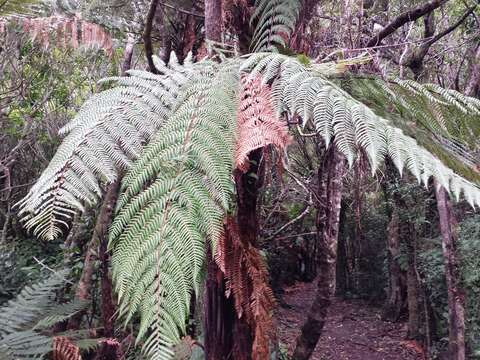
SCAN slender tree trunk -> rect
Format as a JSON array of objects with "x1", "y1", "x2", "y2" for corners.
[
  {"x1": 466, "y1": 45, "x2": 480, "y2": 97},
  {"x1": 292, "y1": 146, "x2": 346, "y2": 360},
  {"x1": 143, "y1": 0, "x2": 160, "y2": 73},
  {"x1": 404, "y1": 227, "x2": 422, "y2": 340},
  {"x1": 68, "y1": 181, "x2": 120, "y2": 331},
  {"x1": 120, "y1": 34, "x2": 135, "y2": 76},
  {"x1": 382, "y1": 208, "x2": 405, "y2": 321},
  {"x1": 336, "y1": 204, "x2": 349, "y2": 296},
  {"x1": 99, "y1": 180, "x2": 120, "y2": 338},
  {"x1": 434, "y1": 183, "x2": 466, "y2": 360},
  {"x1": 205, "y1": 0, "x2": 222, "y2": 44}
]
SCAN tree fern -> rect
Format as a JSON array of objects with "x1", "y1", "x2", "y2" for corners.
[
  {"x1": 0, "y1": 271, "x2": 87, "y2": 359},
  {"x1": 108, "y1": 60, "x2": 240, "y2": 359},
  {"x1": 17, "y1": 54, "x2": 202, "y2": 240},
  {"x1": 241, "y1": 53, "x2": 480, "y2": 207},
  {"x1": 250, "y1": 0, "x2": 301, "y2": 52},
  {"x1": 348, "y1": 76, "x2": 480, "y2": 169}
]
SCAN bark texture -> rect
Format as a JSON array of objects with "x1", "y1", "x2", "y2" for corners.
[
  {"x1": 382, "y1": 209, "x2": 405, "y2": 321},
  {"x1": 466, "y1": 45, "x2": 480, "y2": 97},
  {"x1": 434, "y1": 183, "x2": 466, "y2": 360},
  {"x1": 292, "y1": 146, "x2": 346, "y2": 360},
  {"x1": 68, "y1": 181, "x2": 119, "y2": 331},
  {"x1": 205, "y1": 0, "x2": 222, "y2": 43},
  {"x1": 366, "y1": 0, "x2": 449, "y2": 47}
]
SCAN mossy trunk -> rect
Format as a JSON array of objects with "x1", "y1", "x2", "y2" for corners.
[
  {"x1": 292, "y1": 146, "x2": 346, "y2": 360},
  {"x1": 435, "y1": 183, "x2": 465, "y2": 360}
]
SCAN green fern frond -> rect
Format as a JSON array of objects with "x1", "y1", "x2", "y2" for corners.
[
  {"x1": 345, "y1": 76, "x2": 480, "y2": 181},
  {"x1": 250, "y1": 0, "x2": 301, "y2": 52},
  {"x1": 108, "y1": 61, "x2": 240, "y2": 359},
  {"x1": 17, "y1": 55, "x2": 204, "y2": 240},
  {"x1": 0, "y1": 331, "x2": 52, "y2": 359},
  {"x1": 242, "y1": 53, "x2": 480, "y2": 207},
  {"x1": 0, "y1": 0, "x2": 38, "y2": 15},
  {"x1": 0, "y1": 271, "x2": 85, "y2": 359}
]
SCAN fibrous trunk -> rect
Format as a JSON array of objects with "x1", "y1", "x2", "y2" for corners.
[
  {"x1": 434, "y1": 183, "x2": 465, "y2": 360},
  {"x1": 292, "y1": 145, "x2": 346, "y2": 360},
  {"x1": 204, "y1": 75, "x2": 287, "y2": 360}
]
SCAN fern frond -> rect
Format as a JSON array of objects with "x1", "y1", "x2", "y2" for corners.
[
  {"x1": 242, "y1": 53, "x2": 480, "y2": 207},
  {"x1": 250, "y1": 0, "x2": 301, "y2": 52},
  {"x1": 0, "y1": 271, "x2": 69, "y2": 335},
  {"x1": 0, "y1": 271, "x2": 84, "y2": 360},
  {"x1": 108, "y1": 61, "x2": 240, "y2": 359},
  {"x1": 215, "y1": 217, "x2": 275, "y2": 360},
  {"x1": 53, "y1": 337, "x2": 82, "y2": 360},
  {"x1": 235, "y1": 74, "x2": 291, "y2": 172},
  {"x1": 0, "y1": 330, "x2": 52, "y2": 359},
  {"x1": 17, "y1": 55, "x2": 204, "y2": 240},
  {"x1": 348, "y1": 76, "x2": 480, "y2": 175}
]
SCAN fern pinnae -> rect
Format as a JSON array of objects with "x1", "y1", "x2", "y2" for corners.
[
  {"x1": 109, "y1": 62, "x2": 239, "y2": 359},
  {"x1": 250, "y1": 0, "x2": 301, "y2": 52},
  {"x1": 18, "y1": 55, "x2": 200, "y2": 240},
  {"x1": 244, "y1": 53, "x2": 480, "y2": 207}
]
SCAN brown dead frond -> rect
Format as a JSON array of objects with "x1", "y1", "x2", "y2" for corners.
[
  {"x1": 0, "y1": 16, "x2": 113, "y2": 55},
  {"x1": 235, "y1": 74, "x2": 291, "y2": 172},
  {"x1": 53, "y1": 337, "x2": 82, "y2": 360},
  {"x1": 215, "y1": 217, "x2": 276, "y2": 360}
]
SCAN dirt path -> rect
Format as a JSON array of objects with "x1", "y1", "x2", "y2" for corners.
[{"x1": 276, "y1": 281, "x2": 424, "y2": 360}]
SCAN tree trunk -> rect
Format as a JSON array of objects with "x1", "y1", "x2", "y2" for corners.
[
  {"x1": 292, "y1": 146, "x2": 346, "y2": 360},
  {"x1": 68, "y1": 181, "x2": 120, "y2": 331},
  {"x1": 205, "y1": 0, "x2": 222, "y2": 44},
  {"x1": 120, "y1": 34, "x2": 135, "y2": 76},
  {"x1": 466, "y1": 45, "x2": 480, "y2": 97},
  {"x1": 434, "y1": 183, "x2": 466, "y2": 360},
  {"x1": 382, "y1": 208, "x2": 405, "y2": 321},
  {"x1": 203, "y1": 246, "x2": 236, "y2": 360},
  {"x1": 404, "y1": 228, "x2": 422, "y2": 341},
  {"x1": 99, "y1": 180, "x2": 120, "y2": 338}
]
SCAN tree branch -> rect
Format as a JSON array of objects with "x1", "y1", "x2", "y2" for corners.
[
  {"x1": 143, "y1": 0, "x2": 160, "y2": 74},
  {"x1": 366, "y1": 0, "x2": 450, "y2": 47},
  {"x1": 425, "y1": 5, "x2": 476, "y2": 47}
]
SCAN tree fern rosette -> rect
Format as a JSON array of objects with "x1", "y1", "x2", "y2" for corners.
[{"x1": 108, "y1": 61, "x2": 240, "y2": 359}]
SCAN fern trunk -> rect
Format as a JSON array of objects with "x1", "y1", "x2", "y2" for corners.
[
  {"x1": 204, "y1": 149, "x2": 264, "y2": 360},
  {"x1": 434, "y1": 183, "x2": 466, "y2": 360},
  {"x1": 292, "y1": 145, "x2": 345, "y2": 360}
]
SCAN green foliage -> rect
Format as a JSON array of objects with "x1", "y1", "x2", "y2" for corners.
[
  {"x1": 420, "y1": 215, "x2": 480, "y2": 357},
  {"x1": 242, "y1": 53, "x2": 480, "y2": 206},
  {"x1": 347, "y1": 76, "x2": 480, "y2": 183},
  {"x1": 250, "y1": 0, "x2": 301, "y2": 52},
  {"x1": 17, "y1": 54, "x2": 200, "y2": 240},
  {"x1": 0, "y1": 0, "x2": 38, "y2": 15},
  {"x1": 108, "y1": 60, "x2": 239, "y2": 359},
  {"x1": 0, "y1": 271, "x2": 87, "y2": 359}
]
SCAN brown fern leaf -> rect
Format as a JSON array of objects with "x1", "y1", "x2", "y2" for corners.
[
  {"x1": 215, "y1": 217, "x2": 276, "y2": 360},
  {"x1": 53, "y1": 336, "x2": 82, "y2": 360},
  {"x1": 235, "y1": 74, "x2": 291, "y2": 172},
  {"x1": 1, "y1": 16, "x2": 112, "y2": 55}
]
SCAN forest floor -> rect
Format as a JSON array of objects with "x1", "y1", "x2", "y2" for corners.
[{"x1": 276, "y1": 280, "x2": 424, "y2": 360}]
